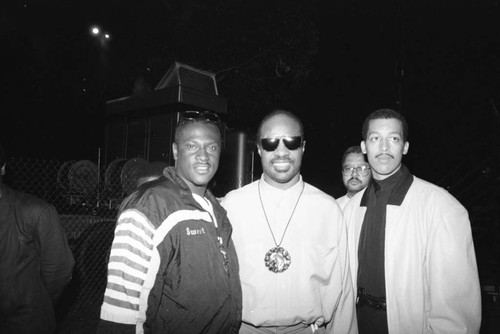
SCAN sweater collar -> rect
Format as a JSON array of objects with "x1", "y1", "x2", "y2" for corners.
[
  {"x1": 360, "y1": 164, "x2": 414, "y2": 206},
  {"x1": 259, "y1": 174, "x2": 304, "y2": 193}
]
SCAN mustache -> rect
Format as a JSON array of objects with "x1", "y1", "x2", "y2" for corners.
[
  {"x1": 271, "y1": 157, "x2": 293, "y2": 164},
  {"x1": 348, "y1": 177, "x2": 361, "y2": 182}
]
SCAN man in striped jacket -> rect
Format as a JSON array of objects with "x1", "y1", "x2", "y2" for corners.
[{"x1": 97, "y1": 111, "x2": 242, "y2": 334}]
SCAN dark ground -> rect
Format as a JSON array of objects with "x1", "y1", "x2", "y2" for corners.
[{"x1": 55, "y1": 286, "x2": 499, "y2": 333}]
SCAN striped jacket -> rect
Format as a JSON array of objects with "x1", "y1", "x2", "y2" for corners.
[{"x1": 98, "y1": 167, "x2": 242, "y2": 334}]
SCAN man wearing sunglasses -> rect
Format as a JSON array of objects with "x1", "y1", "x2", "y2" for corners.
[
  {"x1": 98, "y1": 111, "x2": 242, "y2": 333},
  {"x1": 336, "y1": 146, "x2": 371, "y2": 210},
  {"x1": 343, "y1": 108, "x2": 481, "y2": 333},
  {"x1": 222, "y1": 110, "x2": 357, "y2": 333}
]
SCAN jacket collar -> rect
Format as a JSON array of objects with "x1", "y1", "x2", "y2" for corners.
[
  {"x1": 360, "y1": 164, "x2": 414, "y2": 207},
  {"x1": 163, "y1": 166, "x2": 220, "y2": 212}
]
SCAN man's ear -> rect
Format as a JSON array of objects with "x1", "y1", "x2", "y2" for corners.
[
  {"x1": 257, "y1": 145, "x2": 262, "y2": 158},
  {"x1": 403, "y1": 141, "x2": 409, "y2": 155},
  {"x1": 172, "y1": 143, "x2": 178, "y2": 165},
  {"x1": 360, "y1": 141, "x2": 367, "y2": 154},
  {"x1": 1, "y1": 163, "x2": 5, "y2": 176}
]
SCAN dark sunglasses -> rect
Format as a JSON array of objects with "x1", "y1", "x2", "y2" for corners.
[
  {"x1": 260, "y1": 136, "x2": 303, "y2": 152},
  {"x1": 182, "y1": 110, "x2": 220, "y2": 123}
]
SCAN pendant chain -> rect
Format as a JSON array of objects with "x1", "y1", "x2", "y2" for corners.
[{"x1": 258, "y1": 180, "x2": 305, "y2": 247}]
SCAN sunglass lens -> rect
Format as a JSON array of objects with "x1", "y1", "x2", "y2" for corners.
[
  {"x1": 203, "y1": 112, "x2": 220, "y2": 122},
  {"x1": 182, "y1": 111, "x2": 199, "y2": 120},
  {"x1": 261, "y1": 138, "x2": 279, "y2": 151},
  {"x1": 283, "y1": 136, "x2": 302, "y2": 150},
  {"x1": 182, "y1": 111, "x2": 220, "y2": 122}
]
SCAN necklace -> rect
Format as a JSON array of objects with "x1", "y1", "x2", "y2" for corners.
[{"x1": 258, "y1": 180, "x2": 305, "y2": 273}]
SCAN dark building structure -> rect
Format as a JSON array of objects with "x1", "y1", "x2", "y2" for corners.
[{"x1": 103, "y1": 61, "x2": 254, "y2": 197}]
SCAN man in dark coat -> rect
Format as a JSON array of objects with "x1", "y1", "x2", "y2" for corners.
[{"x1": 0, "y1": 144, "x2": 75, "y2": 334}]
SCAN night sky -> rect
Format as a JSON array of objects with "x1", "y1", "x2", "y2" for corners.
[{"x1": 1, "y1": 0, "x2": 500, "y2": 197}]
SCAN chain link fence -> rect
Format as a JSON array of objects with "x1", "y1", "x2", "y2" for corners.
[
  {"x1": 6, "y1": 157, "x2": 500, "y2": 333},
  {"x1": 5, "y1": 157, "x2": 159, "y2": 332}
]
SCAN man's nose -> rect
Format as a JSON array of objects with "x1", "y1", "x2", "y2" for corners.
[
  {"x1": 197, "y1": 148, "x2": 209, "y2": 160},
  {"x1": 274, "y1": 141, "x2": 289, "y2": 156},
  {"x1": 380, "y1": 139, "x2": 389, "y2": 151}
]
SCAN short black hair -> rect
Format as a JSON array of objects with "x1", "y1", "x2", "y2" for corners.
[
  {"x1": 341, "y1": 145, "x2": 366, "y2": 165},
  {"x1": 256, "y1": 109, "x2": 304, "y2": 140},
  {"x1": 361, "y1": 108, "x2": 409, "y2": 141}
]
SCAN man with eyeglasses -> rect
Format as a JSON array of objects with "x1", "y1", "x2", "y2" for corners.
[
  {"x1": 222, "y1": 109, "x2": 357, "y2": 334},
  {"x1": 98, "y1": 111, "x2": 242, "y2": 333},
  {"x1": 336, "y1": 146, "x2": 371, "y2": 210},
  {"x1": 343, "y1": 108, "x2": 481, "y2": 333}
]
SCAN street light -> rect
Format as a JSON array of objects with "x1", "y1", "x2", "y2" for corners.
[
  {"x1": 90, "y1": 26, "x2": 111, "y2": 41},
  {"x1": 87, "y1": 24, "x2": 111, "y2": 101}
]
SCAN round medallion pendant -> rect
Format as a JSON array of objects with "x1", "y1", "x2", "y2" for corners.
[{"x1": 264, "y1": 246, "x2": 291, "y2": 273}]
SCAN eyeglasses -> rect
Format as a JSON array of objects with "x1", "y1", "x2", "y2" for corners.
[
  {"x1": 260, "y1": 136, "x2": 303, "y2": 152},
  {"x1": 342, "y1": 165, "x2": 371, "y2": 177},
  {"x1": 182, "y1": 110, "x2": 220, "y2": 123}
]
